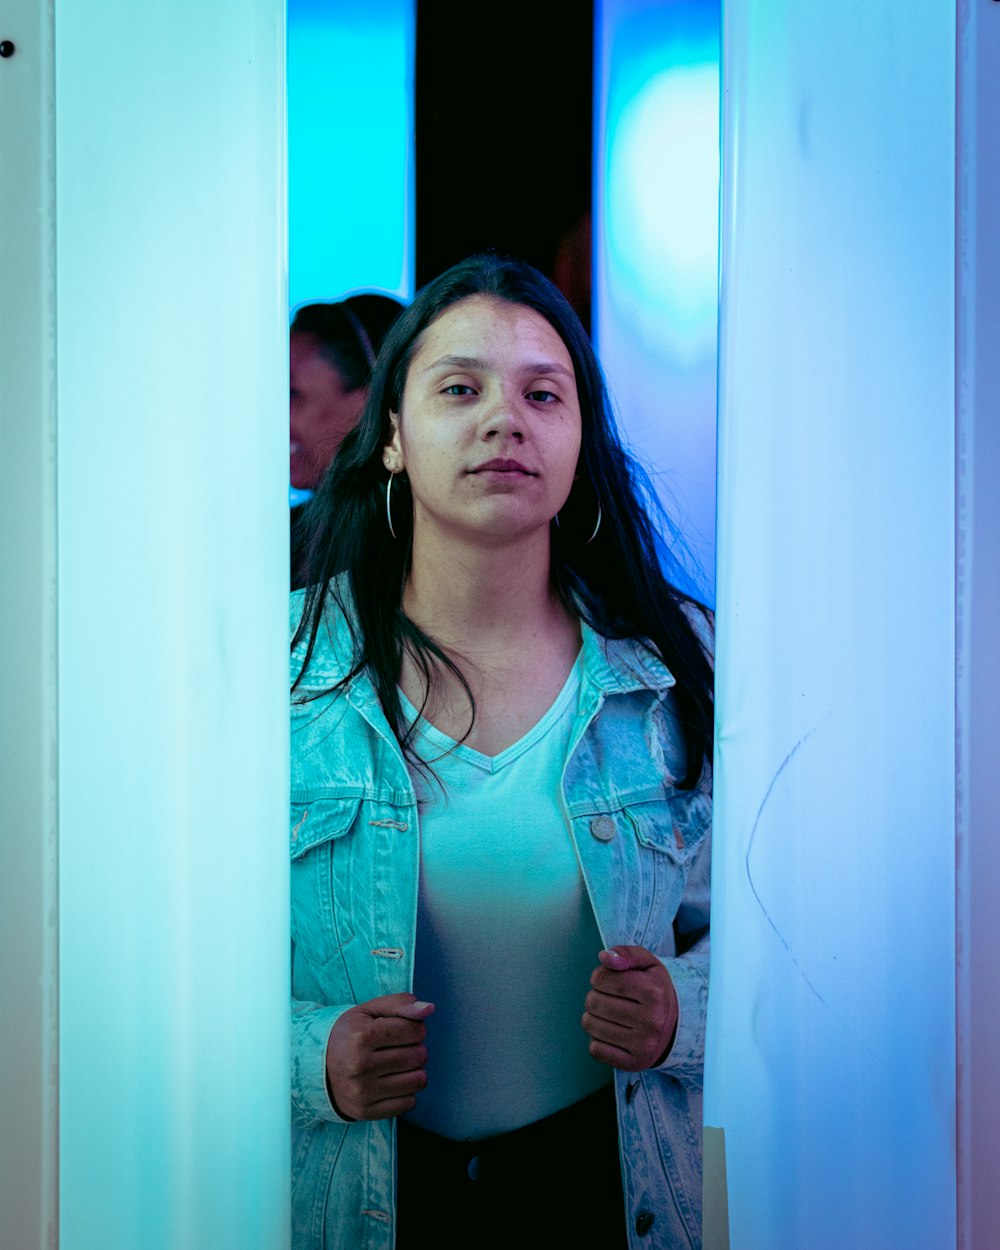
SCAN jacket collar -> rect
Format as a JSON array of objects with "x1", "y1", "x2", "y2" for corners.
[
  {"x1": 578, "y1": 622, "x2": 675, "y2": 695},
  {"x1": 290, "y1": 579, "x2": 361, "y2": 692}
]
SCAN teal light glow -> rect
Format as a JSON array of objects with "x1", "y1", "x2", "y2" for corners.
[
  {"x1": 595, "y1": 1, "x2": 720, "y2": 605},
  {"x1": 288, "y1": 0, "x2": 414, "y2": 306},
  {"x1": 606, "y1": 62, "x2": 719, "y2": 361},
  {"x1": 52, "y1": 2, "x2": 289, "y2": 1245}
]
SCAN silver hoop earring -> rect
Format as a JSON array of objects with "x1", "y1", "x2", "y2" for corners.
[
  {"x1": 385, "y1": 471, "x2": 397, "y2": 540},
  {"x1": 585, "y1": 502, "x2": 602, "y2": 545}
]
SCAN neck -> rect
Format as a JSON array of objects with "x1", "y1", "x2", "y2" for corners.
[{"x1": 403, "y1": 526, "x2": 565, "y2": 654}]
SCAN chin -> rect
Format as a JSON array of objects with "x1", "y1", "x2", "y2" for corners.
[
  {"x1": 473, "y1": 514, "x2": 552, "y2": 544},
  {"x1": 289, "y1": 463, "x2": 314, "y2": 493}
]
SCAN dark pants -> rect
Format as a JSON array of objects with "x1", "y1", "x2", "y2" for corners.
[{"x1": 396, "y1": 1084, "x2": 629, "y2": 1250}]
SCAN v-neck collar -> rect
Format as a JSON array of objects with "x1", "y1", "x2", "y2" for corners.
[{"x1": 398, "y1": 650, "x2": 583, "y2": 774}]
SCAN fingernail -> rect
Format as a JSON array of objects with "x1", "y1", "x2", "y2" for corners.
[{"x1": 413, "y1": 1001, "x2": 432, "y2": 1011}]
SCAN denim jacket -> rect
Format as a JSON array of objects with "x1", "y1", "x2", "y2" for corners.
[{"x1": 290, "y1": 587, "x2": 712, "y2": 1250}]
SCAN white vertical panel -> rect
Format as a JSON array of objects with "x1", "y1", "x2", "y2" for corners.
[
  {"x1": 595, "y1": 0, "x2": 719, "y2": 605},
  {"x1": 0, "y1": 4, "x2": 58, "y2": 1247},
  {"x1": 956, "y1": 3, "x2": 1000, "y2": 1247},
  {"x1": 56, "y1": 3, "x2": 289, "y2": 1247},
  {"x1": 709, "y1": 5, "x2": 956, "y2": 1249},
  {"x1": 288, "y1": 0, "x2": 414, "y2": 308}
]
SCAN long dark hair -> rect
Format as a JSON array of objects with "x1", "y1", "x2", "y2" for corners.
[{"x1": 292, "y1": 254, "x2": 713, "y2": 788}]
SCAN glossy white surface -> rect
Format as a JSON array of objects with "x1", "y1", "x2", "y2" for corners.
[
  {"x1": 709, "y1": 4, "x2": 956, "y2": 1248},
  {"x1": 55, "y1": 3, "x2": 290, "y2": 1246}
]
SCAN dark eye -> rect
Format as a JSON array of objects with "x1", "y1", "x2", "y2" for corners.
[
  {"x1": 527, "y1": 389, "x2": 559, "y2": 403},
  {"x1": 442, "y1": 383, "x2": 475, "y2": 396}
]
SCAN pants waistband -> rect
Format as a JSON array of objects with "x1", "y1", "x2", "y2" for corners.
[{"x1": 397, "y1": 1081, "x2": 617, "y2": 1171}]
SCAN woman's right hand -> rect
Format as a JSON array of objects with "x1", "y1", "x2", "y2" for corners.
[{"x1": 325, "y1": 993, "x2": 434, "y2": 1122}]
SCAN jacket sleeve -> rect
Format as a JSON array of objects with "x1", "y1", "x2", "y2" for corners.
[
  {"x1": 655, "y1": 600, "x2": 714, "y2": 1089},
  {"x1": 289, "y1": 590, "x2": 356, "y2": 1127},
  {"x1": 290, "y1": 950, "x2": 355, "y2": 1126},
  {"x1": 655, "y1": 808, "x2": 710, "y2": 1089}
]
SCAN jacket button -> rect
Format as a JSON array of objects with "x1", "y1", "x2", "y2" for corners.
[
  {"x1": 635, "y1": 1211, "x2": 655, "y2": 1236},
  {"x1": 590, "y1": 814, "x2": 616, "y2": 841}
]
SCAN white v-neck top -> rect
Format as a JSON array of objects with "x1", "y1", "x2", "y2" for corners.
[{"x1": 399, "y1": 653, "x2": 612, "y2": 1141}]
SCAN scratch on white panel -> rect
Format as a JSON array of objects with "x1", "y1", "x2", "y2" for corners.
[{"x1": 744, "y1": 712, "x2": 859, "y2": 1029}]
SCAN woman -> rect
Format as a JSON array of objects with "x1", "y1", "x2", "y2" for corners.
[{"x1": 290, "y1": 255, "x2": 713, "y2": 1250}]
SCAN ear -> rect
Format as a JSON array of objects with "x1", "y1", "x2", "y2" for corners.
[{"x1": 382, "y1": 411, "x2": 404, "y2": 473}]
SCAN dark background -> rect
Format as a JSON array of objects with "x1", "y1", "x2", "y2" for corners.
[{"x1": 415, "y1": 0, "x2": 594, "y2": 329}]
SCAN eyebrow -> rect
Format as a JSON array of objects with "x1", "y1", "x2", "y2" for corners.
[{"x1": 422, "y1": 354, "x2": 575, "y2": 380}]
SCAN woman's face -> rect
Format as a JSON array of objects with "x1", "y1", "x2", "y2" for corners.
[
  {"x1": 289, "y1": 331, "x2": 366, "y2": 491},
  {"x1": 383, "y1": 295, "x2": 582, "y2": 547}
]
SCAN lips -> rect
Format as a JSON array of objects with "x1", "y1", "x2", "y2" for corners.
[{"x1": 470, "y1": 458, "x2": 535, "y2": 475}]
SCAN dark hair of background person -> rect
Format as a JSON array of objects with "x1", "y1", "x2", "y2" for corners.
[
  {"x1": 291, "y1": 294, "x2": 405, "y2": 391},
  {"x1": 291, "y1": 254, "x2": 713, "y2": 790}
]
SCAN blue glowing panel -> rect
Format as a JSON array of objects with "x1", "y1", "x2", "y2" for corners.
[
  {"x1": 288, "y1": 0, "x2": 414, "y2": 306},
  {"x1": 595, "y1": 0, "x2": 720, "y2": 605}
]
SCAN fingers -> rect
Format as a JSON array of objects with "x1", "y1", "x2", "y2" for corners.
[
  {"x1": 362, "y1": 1014, "x2": 429, "y2": 1051},
  {"x1": 326, "y1": 995, "x2": 435, "y2": 1122},
  {"x1": 369, "y1": 1065, "x2": 429, "y2": 1107},
  {"x1": 581, "y1": 949, "x2": 679, "y2": 1072},
  {"x1": 583, "y1": 992, "x2": 658, "y2": 1060},
  {"x1": 333, "y1": 1017, "x2": 428, "y2": 1077},
  {"x1": 361, "y1": 993, "x2": 435, "y2": 1021},
  {"x1": 581, "y1": 998, "x2": 674, "y2": 1071},
  {"x1": 586, "y1": 1037, "x2": 642, "y2": 1072},
  {"x1": 328, "y1": 1046, "x2": 429, "y2": 1123},
  {"x1": 367, "y1": 1043, "x2": 429, "y2": 1079},
  {"x1": 584, "y1": 979, "x2": 676, "y2": 1036},
  {"x1": 585, "y1": 987, "x2": 636, "y2": 1027},
  {"x1": 582, "y1": 996, "x2": 646, "y2": 1071},
  {"x1": 589, "y1": 966, "x2": 649, "y2": 1002},
  {"x1": 598, "y1": 946, "x2": 658, "y2": 972},
  {"x1": 591, "y1": 947, "x2": 664, "y2": 1002},
  {"x1": 582, "y1": 1008, "x2": 636, "y2": 1052},
  {"x1": 346, "y1": 1003, "x2": 433, "y2": 1066},
  {"x1": 365, "y1": 1097, "x2": 419, "y2": 1121},
  {"x1": 342, "y1": 1066, "x2": 429, "y2": 1122}
]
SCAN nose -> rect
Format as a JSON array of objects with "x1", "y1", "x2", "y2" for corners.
[{"x1": 482, "y1": 389, "x2": 525, "y2": 442}]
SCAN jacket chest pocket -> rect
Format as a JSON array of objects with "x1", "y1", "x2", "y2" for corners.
[
  {"x1": 625, "y1": 789, "x2": 710, "y2": 864},
  {"x1": 623, "y1": 791, "x2": 711, "y2": 936},
  {"x1": 290, "y1": 797, "x2": 363, "y2": 969}
]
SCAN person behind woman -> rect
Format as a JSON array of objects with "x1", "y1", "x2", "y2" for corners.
[
  {"x1": 290, "y1": 254, "x2": 713, "y2": 1250},
  {"x1": 290, "y1": 293, "x2": 404, "y2": 587}
]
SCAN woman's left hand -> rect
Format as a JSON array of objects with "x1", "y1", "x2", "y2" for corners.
[{"x1": 581, "y1": 946, "x2": 679, "y2": 1072}]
